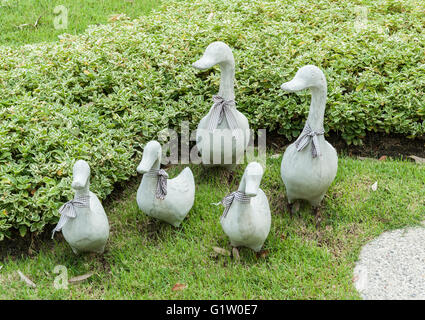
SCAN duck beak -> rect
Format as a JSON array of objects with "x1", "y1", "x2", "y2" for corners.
[
  {"x1": 192, "y1": 55, "x2": 216, "y2": 70},
  {"x1": 137, "y1": 153, "x2": 157, "y2": 174},
  {"x1": 71, "y1": 170, "x2": 89, "y2": 190},
  {"x1": 280, "y1": 77, "x2": 307, "y2": 92},
  {"x1": 244, "y1": 174, "x2": 262, "y2": 197}
]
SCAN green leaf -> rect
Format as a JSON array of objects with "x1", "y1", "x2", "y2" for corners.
[{"x1": 19, "y1": 225, "x2": 27, "y2": 237}]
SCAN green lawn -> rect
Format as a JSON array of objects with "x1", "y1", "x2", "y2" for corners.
[
  {"x1": 0, "y1": 0, "x2": 160, "y2": 46},
  {"x1": 0, "y1": 155, "x2": 424, "y2": 299},
  {"x1": 0, "y1": 0, "x2": 424, "y2": 300}
]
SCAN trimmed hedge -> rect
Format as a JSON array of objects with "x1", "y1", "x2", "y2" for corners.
[{"x1": 0, "y1": 0, "x2": 424, "y2": 239}]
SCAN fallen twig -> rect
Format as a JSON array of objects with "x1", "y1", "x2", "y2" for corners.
[
  {"x1": 68, "y1": 272, "x2": 93, "y2": 284},
  {"x1": 34, "y1": 15, "x2": 41, "y2": 28},
  {"x1": 213, "y1": 247, "x2": 231, "y2": 256},
  {"x1": 16, "y1": 15, "x2": 42, "y2": 30},
  {"x1": 17, "y1": 270, "x2": 36, "y2": 288},
  {"x1": 408, "y1": 155, "x2": 425, "y2": 164}
]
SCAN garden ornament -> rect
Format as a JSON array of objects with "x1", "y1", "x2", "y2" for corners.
[
  {"x1": 192, "y1": 41, "x2": 250, "y2": 167},
  {"x1": 52, "y1": 160, "x2": 109, "y2": 254},
  {"x1": 218, "y1": 162, "x2": 271, "y2": 252},
  {"x1": 280, "y1": 65, "x2": 338, "y2": 226},
  {"x1": 136, "y1": 141, "x2": 195, "y2": 227}
]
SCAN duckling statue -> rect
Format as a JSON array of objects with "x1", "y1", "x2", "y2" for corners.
[
  {"x1": 52, "y1": 160, "x2": 109, "y2": 254},
  {"x1": 136, "y1": 141, "x2": 195, "y2": 227},
  {"x1": 280, "y1": 65, "x2": 338, "y2": 226},
  {"x1": 192, "y1": 41, "x2": 250, "y2": 167},
  {"x1": 218, "y1": 162, "x2": 271, "y2": 252}
]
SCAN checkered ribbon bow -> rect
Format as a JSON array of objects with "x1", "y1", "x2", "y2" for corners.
[
  {"x1": 145, "y1": 169, "x2": 169, "y2": 200},
  {"x1": 52, "y1": 195, "x2": 90, "y2": 239},
  {"x1": 207, "y1": 95, "x2": 238, "y2": 131},
  {"x1": 214, "y1": 191, "x2": 251, "y2": 219},
  {"x1": 294, "y1": 123, "x2": 325, "y2": 158}
]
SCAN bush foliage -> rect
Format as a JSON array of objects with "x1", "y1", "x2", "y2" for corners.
[{"x1": 0, "y1": 0, "x2": 424, "y2": 239}]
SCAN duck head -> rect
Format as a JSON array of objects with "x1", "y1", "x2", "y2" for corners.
[
  {"x1": 192, "y1": 41, "x2": 235, "y2": 70},
  {"x1": 240, "y1": 162, "x2": 264, "y2": 197},
  {"x1": 137, "y1": 140, "x2": 162, "y2": 174},
  {"x1": 71, "y1": 160, "x2": 91, "y2": 191},
  {"x1": 280, "y1": 65, "x2": 326, "y2": 92}
]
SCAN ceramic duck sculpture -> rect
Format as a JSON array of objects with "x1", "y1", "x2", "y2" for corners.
[
  {"x1": 52, "y1": 160, "x2": 109, "y2": 254},
  {"x1": 192, "y1": 41, "x2": 250, "y2": 167},
  {"x1": 136, "y1": 141, "x2": 195, "y2": 227},
  {"x1": 218, "y1": 162, "x2": 271, "y2": 252},
  {"x1": 280, "y1": 65, "x2": 338, "y2": 225}
]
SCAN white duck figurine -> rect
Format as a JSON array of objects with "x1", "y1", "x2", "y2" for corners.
[
  {"x1": 52, "y1": 160, "x2": 109, "y2": 254},
  {"x1": 280, "y1": 65, "x2": 338, "y2": 226},
  {"x1": 192, "y1": 41, "x2": 250, "y2": 167},
  {"x1": 136, "y1": 140, "x2": 195, "y2": 227},
  {"x1": 218, "y1": 162, "x2": 271, "y2": 252}
]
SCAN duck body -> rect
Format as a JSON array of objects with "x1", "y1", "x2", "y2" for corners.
[
  {"x1": 62, "y1": 191, "x2": 109, "y2": 254},
  {"x1": 193, "y1": 41, "x2": 250, "y2": 166},
  {"x1": 280, "y1": 65, "x2": 338, "y2": 209},
  {"x1": 220, "y1": 189, "x2": 271, "y2": 252},
  {"x1": 281, "y1": 140, "x2": 337, "y2": 206},
  {"x1": 196, "y1": 105, "x2": 250, "y2": 166},
  {"x1": 136, "y1": 141, "x2": 195, "y2": 227},
  {"x1": 137, "y1": 167, "x2": 195, "y2": 227},
  {"x1": 219, "y1": 162, "x2": 271, "y2": 252},
  {"x1": 53, "y1": 160, "x2": 109, "y2": 254}
]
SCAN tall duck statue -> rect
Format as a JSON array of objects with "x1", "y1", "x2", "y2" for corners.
[
  {"x1": 136, "y1": 141, "x2": 195, "y2": 227},
  {"x1": 218, "y1": 162, "x2": 271, "y2": 252},
  {"x1": 52, "y1": 160, "x2": 110, "y2": 254},
  {"x1": 280, "y1": 65, "x2": 338, "y2": 226},
  {"x1": 192, "y1": 41, "x2": 250, "y2": 167}
]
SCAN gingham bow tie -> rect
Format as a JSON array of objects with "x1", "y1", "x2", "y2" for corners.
[
  {"x1": 294, "y1": 123, "x2": 325, "y2": 158},
  {"x1": 207, "y1": 95, "x2": 238, "y2": 131},
  {"x1": 52, "y1": 195, "x2": 90, "y2": 239},
  {"x1": 214, "y1": 191, "x2": 251, "y2": 219},
  {"x1": 145, "y1": 169, "x2": 169, "y2": 200}
]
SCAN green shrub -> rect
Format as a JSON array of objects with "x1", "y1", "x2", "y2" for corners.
[{"x1": 0, "y1": 0, "x2": 424, "y2": 240}]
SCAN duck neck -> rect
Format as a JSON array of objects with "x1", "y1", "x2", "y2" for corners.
[
  {"x1": 74, "y1": 183, "x2": 90, "y2": 198},
  {"x1": 218, "y1": 61, "x2": 235, "y2": 101},
  {"x1": 151, "y1": 157, "x2": 161, "y2": 171},
  {"x1": 142, "y1": 157, "x2": 161, "y2": 185},
  {"x1": 237, "y1": 175, "x2": 251, "y2": 203},
  {"x1": 73, "y1": 183, "x2": 91, "y2": 215},
  {"x1": 237, "y1": 173, "x2": 247, "y2": 193},
  {"x1": 306, "y1": 85, "x2": 327, "y2": 132}
]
